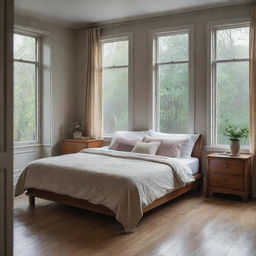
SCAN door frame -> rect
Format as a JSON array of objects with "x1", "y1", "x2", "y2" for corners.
[{"x1": 0, "y1": 0, "x2": 14, "y2": 255}]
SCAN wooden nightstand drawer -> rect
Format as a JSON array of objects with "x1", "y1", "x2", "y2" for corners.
[
  {"x1": 87, "y1": 141, "x2": 103, "y2": 148},
  {"x1": 209, "y1": 174, "x2": 244, "y2": 191},
  {"x1": 209, "y1": 158, "x2": 244, "y2": 176},
  {"x1": 62, "y1": 142, "x2": 87, "y2": 153},
  {"x1": 62, "y1": 139, "x2": 104, "y2": 154}
]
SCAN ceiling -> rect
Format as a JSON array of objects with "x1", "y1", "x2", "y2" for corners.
[{"x1": 14, "y1": 0, "x2": 248, "y2": 28}]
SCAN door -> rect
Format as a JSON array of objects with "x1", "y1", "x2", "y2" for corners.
[{"x1": 0, "y1": 0, "x2": 13, "y2": 255}]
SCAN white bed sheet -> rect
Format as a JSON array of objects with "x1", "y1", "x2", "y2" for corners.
[
  {"x1": 102, "y1": 146, "x2": 199, "y2": 175},
  {"x1": 174, "y1": 157, "x2": 199, "y2": 175}
]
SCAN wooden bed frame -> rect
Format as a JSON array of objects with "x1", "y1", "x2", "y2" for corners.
[{"x1": 26, "y1": 135, "x2": 203, "y2": 217}]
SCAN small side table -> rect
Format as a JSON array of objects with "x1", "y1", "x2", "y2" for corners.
[{"x1": 206, "y1": 153, "x2": 253, "y2": 201}]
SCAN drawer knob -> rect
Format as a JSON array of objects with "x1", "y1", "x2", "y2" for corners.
[{"x1": 224, "y1": 163, "x2": 229, "y2": 168}]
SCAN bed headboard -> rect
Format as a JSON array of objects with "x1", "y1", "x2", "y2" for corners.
[{"x1": 191, "y1": 135, "x2": 203, "y2": 168}]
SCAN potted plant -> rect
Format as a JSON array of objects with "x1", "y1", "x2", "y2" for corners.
[
  {"x1": 70, "y1": 121, "x2": 83, "y2": 139},
  {"x1": 224, "y1": 123, "x2": 249, "y2": 156}
]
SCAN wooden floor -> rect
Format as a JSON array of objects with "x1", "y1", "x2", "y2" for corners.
[{"x1": 14, "y1": 191, "x2": 256, "y2": 256}]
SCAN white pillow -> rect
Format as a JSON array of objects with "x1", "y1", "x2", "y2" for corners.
[
  {"x1": 148, "y1": 130, "x2": 199, "y2": 158},
  {"x1": 109, "y1": 131, "x2": 149, "y2": 150},
  {"x1": 132, "y1": 142, "x2": 160, "y2": 155}
]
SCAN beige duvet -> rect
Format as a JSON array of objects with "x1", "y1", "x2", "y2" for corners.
[{"x1": 15, "y1": 148, "x2": 195, "y2": 231}]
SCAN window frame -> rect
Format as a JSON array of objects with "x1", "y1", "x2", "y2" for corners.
[
  {"x1": 208, "y1": 21, "x2": 250, "y2": 150},
  {"x1": 151, "y1": 25, "x2": 195, "y2": 133},
  {"x1": 101, "y1": 33, "x2": 133, "y2": 137},
  {"x1": 13, "y1": 31, "x2": 42, "y2": 147}
]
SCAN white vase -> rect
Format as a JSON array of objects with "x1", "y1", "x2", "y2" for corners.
[
  {"x1": 73, "y1": 130, "x2": 82, "y2": 139},
  {"x1": 230, "y1": 139, "x2": 240, "y2": 156}
]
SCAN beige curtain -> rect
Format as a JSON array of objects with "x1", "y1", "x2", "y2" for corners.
[
  {"x1": 249, "y1": 5, "x2": 256, "y2": 197},
  {"x1": 83, "y1": 28, "x2": 103, "y2": 139}
]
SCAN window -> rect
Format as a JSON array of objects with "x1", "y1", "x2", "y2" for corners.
[
  {"x1": 211, "y1": 24, "x2": 250, "y2": 147},
  {"x1": 153, "y1": 29, "x2": 192, "y2": 133},
  {"x1": 13, "y1": 33, "x2": 40, "y2": 143},
  {"x1": 102, "y1": 37, "x2": 130, "y2": 136}
]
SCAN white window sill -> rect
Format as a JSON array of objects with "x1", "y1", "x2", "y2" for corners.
[
  {"x1": 14, "y1": 143, "x2": 51, "y2": 154},
  {"x1": 14, "y1": 143, "x2": 42, "y2": 149},
  {"x1": 204, "y1": 146, "x2": 250, "y2": 154}
]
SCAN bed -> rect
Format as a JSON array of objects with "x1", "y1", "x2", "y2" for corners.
[{"x1": 15, "y1": 134, "x2": 203, "y2": 232}]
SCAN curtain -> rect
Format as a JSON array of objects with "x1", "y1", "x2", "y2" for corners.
[
  {"x1": 249, "y1": 5, "x2": 256, "y2": 197},
  {"x1": 83, "y1": 28, "x2": 103, "y2": 139}
]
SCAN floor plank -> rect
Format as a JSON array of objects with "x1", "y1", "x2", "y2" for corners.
[{"x1": 14, "y1": 192, "x2": 256, "y2": 256}]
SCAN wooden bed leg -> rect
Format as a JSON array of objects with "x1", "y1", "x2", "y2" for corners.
[
  {"x1": 29, "y1": 196, "x2": 35, "y2": 206},
  {"x1": 196, "y1": 182, "x2": 202, "y2": 192}
]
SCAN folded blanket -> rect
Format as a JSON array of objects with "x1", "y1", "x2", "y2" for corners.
[{"x1": 15, "y1": 148, "x2": 194, "y2": 231}]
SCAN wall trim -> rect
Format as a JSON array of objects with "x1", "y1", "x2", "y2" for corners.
[
  {"x1": 14, "y1": 24, "x2": 51, "y2": 36},
  {"x1": 14, "y1": 149, "x2": 41, "y2": 155},
  {"x1": 14, "y1": 144, "x2": 51, "y2": 154},
  {"x1": 15, "y1": 1, "x2": 251, "y2": 30},
  {"x1": 14, "y1": 9, "x2": 75, "y2": 29},
  {"x1": 84, "y1": 1, "x2": 251, "y2": 29}
]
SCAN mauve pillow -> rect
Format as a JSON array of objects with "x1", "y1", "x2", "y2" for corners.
[
  {"x1": 142, "y1": 135, "x2": 183, "y2": 158},
  {"x1": 111, "y1": 136, "x2": 138, "y2": 152},
  {"x1": 132, "y1": 142, "x2": 160, "y2": 155}
]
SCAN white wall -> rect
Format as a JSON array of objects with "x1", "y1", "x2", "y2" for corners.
[{"x1": 14, "y1": 14, "x2": 76, "y2": 180}]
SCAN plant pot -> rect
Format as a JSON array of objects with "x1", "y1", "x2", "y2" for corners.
[
  {"x1": 73, "y1": 130, "x2": 82, "y2": 139},
  {"x1": 230, "y1": 139, "x2": 240, "y2": 156}
]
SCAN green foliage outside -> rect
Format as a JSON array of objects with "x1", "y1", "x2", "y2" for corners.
[
  {"x1": 103, "y1": 68, "x2": 128, "y2": 135},
  {"x1": 157, "y1": 28, "x2": 249, "y2": 146},
  {"x1": 103, "y1": 40, "x2": 129, "y2": 135},
  {"x1": 216, "y1": 27, "x2": 249, "y2": 146},
  {"x1": 13, "y1": 34, "x2": 37, "y2": 142},
  {"x1": 159, "y1": 63, "x2": 189, "y2": 133},
  {"x1": 158, "y1": 33, "x2": 188, "y2": 62},
  {"x1": 157, "y1": 33, "x2": 189, "y2": 133},
  {"x1": 13, "y1": 28, "x2": 249, "y2": 145},
  {"x1": 14, "y1": 34, "x2": 36, "y2": 61}
]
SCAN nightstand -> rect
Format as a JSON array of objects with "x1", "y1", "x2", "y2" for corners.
[
  {"x1": 206, "y1": 153, "x2": 253, "y2": 201},
  {"x1": 62, "y1": 139, "x2": 104, "y2": 154}
]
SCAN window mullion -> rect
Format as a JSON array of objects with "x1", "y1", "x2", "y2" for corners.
[
  {"x1": 215, "y1": 59, "x2": 249, "y2": 64},
  {"x1": 155, "y1": 35, "x2": 159, "y2": 132},
  {"x1": 157, "y1": 60, "x2": 189, "y2": 65},
  {"x1": 103, "y1": 65, "x2": 128, "y2": 69},
  {"x1": 13, "y1": 59, "x2": 38, "y2": 65},
  {"x1": 155, "y1": 63, "x2": 160, "y2": 132},
  {"x1": 211, "y1": 28, "x2": 219, "y2": 147}
]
